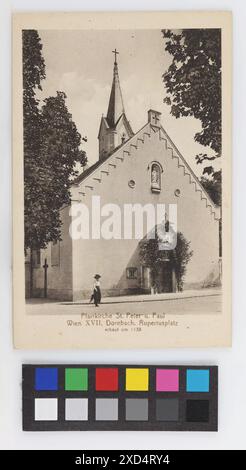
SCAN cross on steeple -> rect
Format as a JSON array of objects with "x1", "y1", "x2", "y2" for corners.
[{"x1": 112, "y1": 48, "x2": 119, "y2": 64}]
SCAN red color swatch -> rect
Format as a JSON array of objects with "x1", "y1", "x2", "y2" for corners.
[{"x1": 95, "y1": 368, "x2": 119, "y2": 391}]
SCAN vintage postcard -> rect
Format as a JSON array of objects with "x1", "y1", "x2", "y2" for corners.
[{"x1": 13, "y1": 11, "x2": 232, "y2": 348}]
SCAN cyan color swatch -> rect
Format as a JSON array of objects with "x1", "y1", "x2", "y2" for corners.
[
  {"x1": 186, "y1": 369, "x2": 209, "y2": 392},
  {"x1": 35, "y1": 367, "x2": 58, "y2": 391}
]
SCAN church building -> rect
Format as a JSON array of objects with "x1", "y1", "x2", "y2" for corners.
[{"x1": 26, "y1": 51, "x2": 221, "y2": 301}]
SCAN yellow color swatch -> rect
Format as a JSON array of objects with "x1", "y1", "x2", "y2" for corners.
[{"x1": 125, "y1": 368, "x2": 149, "y2": 391}]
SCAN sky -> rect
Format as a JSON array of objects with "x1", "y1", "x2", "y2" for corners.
[{"x1": 37, "y1": 29, "x2": 219, "y2": 177}]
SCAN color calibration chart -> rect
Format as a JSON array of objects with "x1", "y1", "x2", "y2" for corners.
[{"x1": 22, "y1": 365, "x2": 218, "y2": 431}]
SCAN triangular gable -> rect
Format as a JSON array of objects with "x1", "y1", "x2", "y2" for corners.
[
  {"x1": 74, "y1": 120, "x2": 220, "y2": 221},
  {"x1": 115, "y1": 113, "x2": 134, "y2": 137}
]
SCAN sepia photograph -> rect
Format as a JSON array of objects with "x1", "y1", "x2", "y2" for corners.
[{"x1": 12, "y1": 12, "x2": 231, "y2": 348}]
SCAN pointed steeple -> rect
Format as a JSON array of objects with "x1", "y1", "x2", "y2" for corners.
[
  {"x1": 98, "y1": 50, "x2": 134, "y2": 160},
  {"x1": 106, "y1": 49, "x2": 125, "y2": 127}
]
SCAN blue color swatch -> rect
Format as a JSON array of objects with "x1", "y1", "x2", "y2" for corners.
[
  {"x1": 186, "y1": 369, "x2": 209, "y2": 392},
  {"x1": 35, "y1": 367, "x2": 58, "y2": 391}
]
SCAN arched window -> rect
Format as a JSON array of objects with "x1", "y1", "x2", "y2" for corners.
[{"x1": 149, "y1": 161, "x2": 163, "y2": 193}]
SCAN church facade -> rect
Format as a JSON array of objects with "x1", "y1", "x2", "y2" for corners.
[{"x1": 26, "y1": 54, "x2": 221, "y2": 301}]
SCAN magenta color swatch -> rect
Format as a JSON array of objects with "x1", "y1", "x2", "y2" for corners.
[{"x1": 156, "y1": 369, "x2": 179, "y2": 392}]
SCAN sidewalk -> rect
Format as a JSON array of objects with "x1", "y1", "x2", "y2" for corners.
[{"x1": 61, "y1": 288, "x2": 221, "y2": 306}]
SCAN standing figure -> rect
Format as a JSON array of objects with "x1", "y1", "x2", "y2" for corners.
[{"x1": 91, "y1": 274, "x2": 101, "y2": 307}]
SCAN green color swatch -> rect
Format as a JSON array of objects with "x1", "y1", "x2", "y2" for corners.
[{"x1": 65, "y1": 368, "x2": 88, "y2": 391}]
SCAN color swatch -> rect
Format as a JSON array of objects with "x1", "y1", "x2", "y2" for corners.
[{"x1": 22, "y1": 365, "x2": 218, "y2": 431}]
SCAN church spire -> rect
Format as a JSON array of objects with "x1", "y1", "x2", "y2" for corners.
[
  {"x1": 106, "y1": 49, "x2": 125, "y2": 127},
  {"x1": 98, "y1": 50, "x2": 134, "y2": 160}
]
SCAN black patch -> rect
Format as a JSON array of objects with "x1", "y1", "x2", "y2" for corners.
[{"x1": 186, "y1": 400, "x2": 210, "y2": 422}]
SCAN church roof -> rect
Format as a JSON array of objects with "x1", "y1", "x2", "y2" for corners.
[
  {"x1": 74, "y1": 136, "x2": 129, "y2": 185},
  {"x1": 74, "y1": 152, "x2": 113, "y2": 184}
]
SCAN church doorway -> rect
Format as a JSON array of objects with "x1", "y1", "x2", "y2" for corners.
[
  {"x1": 141, "y1": 263, "x2": 176, "y2": 293},
  {"x1": 155, "y1": 262, "x2": 174, "y2": 293}
]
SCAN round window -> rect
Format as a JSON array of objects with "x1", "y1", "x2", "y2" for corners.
[
  {"x1": 174, "y1": 189, "x2": 181, "y2": 197},
  {"x1": 128, "y1": 180, "x2": 136, "y2": 188}
]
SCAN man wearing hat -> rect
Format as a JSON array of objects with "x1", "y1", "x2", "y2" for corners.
[{"x1": 89, "y1": 274, "x2": 101, "y2": 307}]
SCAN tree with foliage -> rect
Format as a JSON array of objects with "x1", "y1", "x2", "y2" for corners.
[
  {"x1": 173, "y1": 232, "x2": 193, "y2": 291},
  {"x1": 33, "y1": 91, "x2": 87, "y2": 248},
  {"x1": 162, "y1": 29, "x2": 221, "y2": 195},
  {"x1": 23, "y1": 31, "x2": 87, "y2": 251},
  {"x1": 199, "y1": 174, "x2": 221, "y2": 206},
  {"x1": 23, "y1": 30, "x2": 46, "y2": 295},
  {"x1": 23, "y1": 30, "x2": 87, "y2": 295},
  {"x1": 23, "y1": 29, "x2": 46, "y2": 251},
  {"x1": 139, "y1": 224, "x2": 193, "y2": 292}
]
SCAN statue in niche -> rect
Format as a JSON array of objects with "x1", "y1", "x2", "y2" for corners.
[{"x1": 151, "y1": 163, "x2": 161, "y2": 192}]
